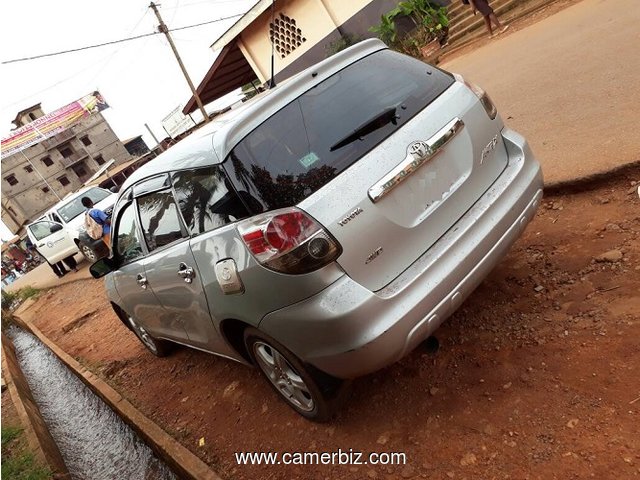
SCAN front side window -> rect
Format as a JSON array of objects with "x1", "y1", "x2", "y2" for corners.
[
  {"x1": 137, "y1": 191, "x2": 185, "y2": 251},
  {"x1": 227, "y1": 49, "x2": 453, "y2": 210},
  {"x1": 29, "y1": 221, "x2": 59, "y2": 241},
  {"x1": 172, "y1": 167, "x2": 253, "y2": 236},
  {"x1": 115, "y1": 203, "x2": 143, "y2": 264}
]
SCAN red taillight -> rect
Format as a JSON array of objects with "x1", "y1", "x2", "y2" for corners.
[
  {"x1": 453, "y1": 73, "x2": 497, "y2": 120},
  {"x1": 238, "y1": 208, "x2": 342, "y2": 274},
  {"x1": 241, "y1": 229, "x2": 270, "y2": 255}
]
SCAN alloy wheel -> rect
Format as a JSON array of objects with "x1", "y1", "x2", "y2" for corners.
[
  {"x1": 253, "y1": 341, "x2": 314, "y2": 412},
  {"x1": 127, "y1": 316, "x2": 158, "y2": 354}
]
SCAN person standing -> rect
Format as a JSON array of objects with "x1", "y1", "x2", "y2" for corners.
[
  {"x1": 468, "y1": 0, "x2": 509, "y2": 38},
  {"x1": 81, "y1": 197, "x2": 111, "y2": 247}
]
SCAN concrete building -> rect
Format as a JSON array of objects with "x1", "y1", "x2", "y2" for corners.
[
  {"x1": 1, "y1": 104, "x2": 132, "y2": 234},
  {"x1": 183, "y1": 0, "x2": 405, "y2": 115}
]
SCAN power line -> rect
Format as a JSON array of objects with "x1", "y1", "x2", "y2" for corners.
[{"x1": 1, "y1": 13, "x2": 243, "y2": 65}]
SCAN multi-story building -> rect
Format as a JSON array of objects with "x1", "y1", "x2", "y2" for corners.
[{"x1": 1, "y1": 103, "x2": 132, "y2": 235}]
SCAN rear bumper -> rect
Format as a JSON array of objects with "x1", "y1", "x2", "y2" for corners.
[{"x1": 259, "y1": 128, "x2": 543, "y2": 379}]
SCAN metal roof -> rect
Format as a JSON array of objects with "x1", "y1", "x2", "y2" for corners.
[
  {"x1": 182, "y1": 39, "x2": 258, "y2": 115},
  {"x1": 210, "y1": 0, "x2": 272, "y2": 52}
]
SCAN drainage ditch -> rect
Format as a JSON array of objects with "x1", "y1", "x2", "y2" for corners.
[{"x1": 9, "y1": 327, "x2": 177, "y2": 480}]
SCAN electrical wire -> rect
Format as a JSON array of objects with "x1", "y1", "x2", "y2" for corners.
[{"x1": 2, "y1": 13, "x2": 243, "y2": 65}]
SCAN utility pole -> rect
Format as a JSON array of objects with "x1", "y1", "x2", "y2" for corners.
[{"x1": 149, "y1": 2, "x2": 210, "y2": 123}]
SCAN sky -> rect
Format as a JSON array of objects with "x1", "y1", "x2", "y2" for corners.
[{"x1": 0, "y1": 0, "x2": 257, "y2": 239}]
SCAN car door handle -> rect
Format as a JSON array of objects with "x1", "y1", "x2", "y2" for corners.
[
  {"x1": 177, "y1": 262, "x2": 195, "y2": 283},
  {"x1": 136, "y1": 274, "x2": 148, "y2": 289},
  {"x1": 37, "y1": 243, "x2": 45, "y2": 248}
]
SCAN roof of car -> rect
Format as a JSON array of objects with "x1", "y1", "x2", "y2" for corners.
[{"x1": 118, "y1": 39, "x2": 389, "y2": 193}]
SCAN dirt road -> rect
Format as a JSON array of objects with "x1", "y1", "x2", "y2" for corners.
[
  {"x1": 19, "y1": 167, "x2": 640, "y2": 480},
  {"x1": 441, "y1": 0, "x2": 640, "y2": 184}
]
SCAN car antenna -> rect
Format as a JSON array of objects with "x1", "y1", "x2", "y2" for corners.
[{"x1": 267, "y1": 0, "x2": 276, "y2": 89}]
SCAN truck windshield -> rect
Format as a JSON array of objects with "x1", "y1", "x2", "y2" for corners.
[{"x1": 57, "y1": 188, "x2": 110, "y2": 223}]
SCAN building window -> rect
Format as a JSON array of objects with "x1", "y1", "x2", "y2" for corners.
[
  {"x1": 59, "y1": 146, "x2": 74, "y2": 158},
  {"x1": 94, "y1": 154, "x2": 105, "y2": 165},
  {"x1": 8, "y1": 206, "x2": 17, "y2": 216},
  {"x1": 29, "y1": 112, "x2": 37, "y2": 121},
  {"x1": 71, "y1": 162, "x2": 88, "y2": 179},
  {"x1": 24, "y1": 165, "x2": 34, "y2": 173},
  {"x1": 80, "y1": 135, "x2": 92, "y2": 146},
  {"x1": 42, "y1": 186, "x2": 50, "y2": 193},
  {"x1": 58, "y1": 175, "x2": 70, "y2": 186},
  {"x1": 269, "y1": 13, "x2": 306, "y2": 58},
  {"x1": 4, "y1": 174, "x2": 18, "y2": 186},
  {"x1": 42, "y1": 156, "x2": 53, "y2": 167}
]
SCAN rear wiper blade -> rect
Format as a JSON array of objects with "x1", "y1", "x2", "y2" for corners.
[{"x1": 330, "y1": 106, "x2": 398, "y2": 152}]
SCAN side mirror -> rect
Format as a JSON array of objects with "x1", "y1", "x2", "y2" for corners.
[
  {"x1": 109, "y1": 186, "x2": 119, "y2": 193},
  {"x1": 90, "y1": 257, "x2": 116, "y2": 278},
  {"x1": 50, "y1": 223, "x2": 63, "y2": 233}
]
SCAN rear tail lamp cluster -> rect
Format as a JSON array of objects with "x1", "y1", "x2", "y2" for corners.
[
  {"x1": 237, "y1": 207, "x2": 342, "y2": 274},
  {"x1": 453, "y1": 73, "x2": 497, "y2": 120}
]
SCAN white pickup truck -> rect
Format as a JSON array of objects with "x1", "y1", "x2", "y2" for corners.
[{"x1": 26, "y1": 186, "x2": 117, "y2": 265}]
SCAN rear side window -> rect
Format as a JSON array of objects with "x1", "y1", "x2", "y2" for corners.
[
  {"x1": 226, "y1": 49, "x2": 453, "y2": 210},
  {"x1": 137, "y1": 191, "x2": 186, "y2": 251},
  {"x1": 172, "y1": 166, "x2": 255, "y2": 236}
]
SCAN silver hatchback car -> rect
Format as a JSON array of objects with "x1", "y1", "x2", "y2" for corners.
[{"x1": 91, "y1": 39, "x2": 543, "y2": 420}]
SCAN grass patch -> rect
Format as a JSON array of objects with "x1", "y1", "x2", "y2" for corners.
[
  {"x1": 1, "y1": 286, "x2": 40, "y2": 330},
  {"x1": 18, "y1": 286, "x2": 40, "y2": 302},
  {"x1": 1, "y1": 425, "x2": 23, "y2": 446},
  {"x1": 1, "y1": 426, "x2": 51, "y2": 480}
]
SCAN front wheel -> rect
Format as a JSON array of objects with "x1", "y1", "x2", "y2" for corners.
[
  {"x1": 244, "y1": 328, "x2": 346, "y2": 421},
  {"x1": 126, "y1": 313, "x2": 172, "y2": 357},
  {"x1": 79, "y1": 243, "x2": 97, "y2": 262}
]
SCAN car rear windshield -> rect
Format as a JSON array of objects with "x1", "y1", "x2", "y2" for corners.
[
  {"x1": 226, "y1": 49, "x2": 454, "y2": 210},
  {"x1": 57, "y1": 187, "x2": 110, "y2": 222}
]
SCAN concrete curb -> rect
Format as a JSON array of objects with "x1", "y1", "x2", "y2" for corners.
[
  {"x1": 14, "y1": 315, "x2": 224, "y2": 480},
  {"x1": 1, "y1": 332, "x2": 71, "y2": 479},
  {"x1": 544, "y1": 160, "x2": 640, "y2": 196}
]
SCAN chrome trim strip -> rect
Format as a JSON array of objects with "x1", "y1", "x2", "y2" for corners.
[{"x1": 368, "y1": 117, "x2": 465, "y2": 203}]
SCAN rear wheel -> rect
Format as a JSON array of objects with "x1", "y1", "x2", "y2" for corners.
[
  {"x1": 244, "y1": 328, "x2": 346, "y2": 421},
  {"x1": 79, "y1": 243, "x2": 97, "y2": 262},
  {"x1": 126, "y1": 313, "x2": 172, "y2": 357}
]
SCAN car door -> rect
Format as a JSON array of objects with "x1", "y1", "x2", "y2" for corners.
[
  {"x1": 110, "y1": 199, "x2": 188, "y2": 343},
  {"x1": 27, "y1": 220, "x2": 77, "y2": 264},
  {"x1": 169, "y1": 166, "x2": 252, "y2": 358},
  {"x1": 131, "y1": 186, "x2": 196, "y2": 345}
]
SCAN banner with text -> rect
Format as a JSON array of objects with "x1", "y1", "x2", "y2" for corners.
[{"x1": 1, "y1": 91, "x2": 109, "y2": 159}]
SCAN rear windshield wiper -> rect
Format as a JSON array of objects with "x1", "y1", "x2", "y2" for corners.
[{"x1": 330, "y1": 105, "x2": 398, "y2": 152}]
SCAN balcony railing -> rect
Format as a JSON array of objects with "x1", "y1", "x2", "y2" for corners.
[
  {"x1": 41, "y1": 129, "x2": 75, "y2": 150},
  {"x1": 60, "y1": 150, "x2": 89, "y2": 168}
]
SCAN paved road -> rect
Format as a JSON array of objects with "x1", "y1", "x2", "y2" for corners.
[
  {"x1": 441, "y1": 0, "x2": 640, "y2": 184},
  {"x1": 5, "y1": 254, "x2": 91, "y2": 292}
]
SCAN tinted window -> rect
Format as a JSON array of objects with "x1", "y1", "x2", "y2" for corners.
[
  {"x1": 227, "y1": 49, "x2": 453, "y2": 210},
  {"x1": 57, "y1": 187, "x2": 111, "y2": 222},
  {"x1": 137, "y1": 191, "x2": 185, "y2": 251},
  {"x1": 115, "y1": 203, "x2": 143, "y2": 264},
  {"x1": 29, "y1": 221, "x2": 58, "y2": 241},
  {"x1": 172, "y1": 167, "x2": 255, "y2": 236}
]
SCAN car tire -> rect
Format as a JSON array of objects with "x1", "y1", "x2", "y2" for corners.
[
  {"x1": 79, "y1": 243, "x2": 97, "y2": 262},
  {"x1": 244, "y1": 327, "x2": 347, "y2": 422},
  {"x1": 125, "y1": 313, "x2": 172, "y2": 357}
]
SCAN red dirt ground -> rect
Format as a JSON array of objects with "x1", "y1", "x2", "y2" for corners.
[{"x1": 20, "y1": 169, "x2": 640, "y2": 480}]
